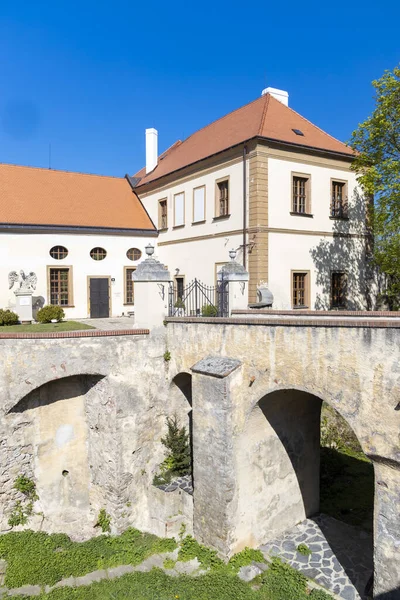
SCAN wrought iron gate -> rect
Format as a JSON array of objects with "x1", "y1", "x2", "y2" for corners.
[{"x1": 168, "y1": 277, "x2": 229, "y2": 317}]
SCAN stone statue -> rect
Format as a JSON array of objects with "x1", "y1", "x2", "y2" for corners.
[{"x1": 8, "y1": 270, "x2": 37, "y2": 292}]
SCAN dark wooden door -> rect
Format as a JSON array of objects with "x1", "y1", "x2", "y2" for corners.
[{"x1": 89, "y1": 278, "x2": 109, "y2": 318}]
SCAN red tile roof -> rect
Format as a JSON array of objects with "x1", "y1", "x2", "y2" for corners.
[
  {"x1": 135, "y1": 94, "x2": 353, "y2": 186},
  {"x1": 0, "y1": 164, "x2": 155, "y2": 230}
]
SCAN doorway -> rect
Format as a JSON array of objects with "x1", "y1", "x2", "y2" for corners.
[{"x1": 89, "y1": 277, "x2": 110, "y2": 318}]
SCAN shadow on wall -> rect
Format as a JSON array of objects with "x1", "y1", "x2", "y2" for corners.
[
  {"x1": 375, "y1": 591, "x2": 400, "y2": 600},
  {"x1": 9, "y1": 375, "x2": 104, "y2": 413},
  {"x1": 309, "y1": 189, "x2": 377, "y2": 310}
]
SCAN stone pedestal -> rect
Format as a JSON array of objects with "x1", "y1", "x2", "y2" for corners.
[
  {"x1": 190, "y1": 356, "x2": 242, "y2": 556},
  {"x1": 132, "y1": 255, "x2": 171, "y2": 330},
  {"x1": 14, "y1": 290, "x2": 33, "y2": 323},
  {"x1": 217, "y1": 259, "x2": 249, "y2": 315}
]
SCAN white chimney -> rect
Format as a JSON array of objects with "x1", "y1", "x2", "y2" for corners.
[
  {"x1": 261, "y1": 87, "x2": 289, "y2": 107},
  {"x1": 145, "y1": 128, "x2": 158, "y2": 174}
]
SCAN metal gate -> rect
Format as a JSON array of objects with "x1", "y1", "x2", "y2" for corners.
[{"x1": 168, "y1": 277, "x2": 229, "y2": 317}]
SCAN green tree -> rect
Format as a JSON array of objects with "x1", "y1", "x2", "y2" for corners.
[
  {"x1": 161, "y1": 416, "x2": 191, "y2": 476},
  {"x1": 350, "y1": 65, "x2": 400, "y2": 309}
]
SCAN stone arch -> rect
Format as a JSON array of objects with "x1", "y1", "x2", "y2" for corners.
[
  {"x1": 169, "y1": 372, "x2": 193, "y2": 473},
  {"x1": 235, "y1": 387, "x2": 374, "y2": 597},
  {"x1": 1, "y1": 374, "x2": 106, "y2": 538}
]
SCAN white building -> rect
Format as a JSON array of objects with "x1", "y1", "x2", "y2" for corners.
[
  {"x1": 0, "y1": 164, "x2": 157, "y2": 319},
  {"x1": 134, "y1": 88, "x2": 371, "y2": 310}
]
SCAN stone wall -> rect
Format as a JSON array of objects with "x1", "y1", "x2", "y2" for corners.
[{"x1": 0, "y1": 332, "x2": 193, "y2": 540}]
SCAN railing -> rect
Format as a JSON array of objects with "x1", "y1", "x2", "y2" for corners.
[{"x1": 169, "y1": 278, "x2": 229, "y2": 317}]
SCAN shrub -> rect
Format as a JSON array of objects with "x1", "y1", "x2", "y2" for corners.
[
  {"x1": 14, "y1": 475, "x2": 38, "y2": 501},
  {"x1": 261, "y1": 557, "x2": 309, "y2": 600},
  {"x1": 95, "y1": 508, "x2": 111, "y2": 533},
  {"x1": 178, "y1": 535, "x2": 224, "y2": 570},
  {"x1": 160, "y1": 416, "x2": 191, "y2": 477},
  {"x1": 228, "y1": 547, "x2": 266, "y2": 572},
  {"x1": 174, "y1": 298, "x2": 185, "y2": 310},
  {"x1": 36, "y1": 305, "x2": 65, "y2": 323},
  {"x1": 201, "y1": 303, "x2": 218, "y2": 317},
  {"x1": 0, "y1": 309, "x2": 19, "y2": 326}
]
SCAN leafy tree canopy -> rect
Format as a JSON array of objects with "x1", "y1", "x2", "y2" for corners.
[{"x1": 350, "y1": 65, "x2": 400, "y2": 307}]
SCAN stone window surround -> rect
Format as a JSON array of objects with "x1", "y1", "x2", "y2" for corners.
[
  {"x1": 46, "y1": 265, "x2": 74, "y2": 308},
  {"x1": 124, "y1": 266, "x2": 137, "y2": 305},
  {"x1": 291, "y1": 270, "x2": 311, "y2": 309},
  {"x1": 291, "y1": 171, "x2": 312, "y2": 216},
  {"x1": 158, "y1": 198, "x2": 168, "y2": 230},
  {"x1": 215, "y1": 176, "x2": 230, "y2": 218}
]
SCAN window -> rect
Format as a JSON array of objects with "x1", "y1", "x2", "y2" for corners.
[
  {"x1": 216, "y1": 179, "x2": 229, "y2": 217},
  {"x1": 175, "y1": 276, "x2": 185, "y2": 300},
  {"x1": 331, "y1": 272, "x2": 347, "y2": 308},
  {"x1": 331, "y1": 180, "x2": 348, "y2": 218},
  {"x1": 49, "y1": 245, "x2": 68, "y2": 260},
  {"x1": 193, "y1": 186, "x2": 206, "y2": 223},
  {"x1": 174, "y1": 192, "x2": 185, "y2": 227},
  {"x1": 292, "y1": 174, "x2": 310, "y2": 214},
  {"x1": 49, "y1": 267, "x2": 71, "y2": 306},
  {"x1": 292, "y1": 272, "x2": 310, "y2": 308},
  {"x1": 90, "y1": 247, "x2": 107, "y2": 261},
  {"x1": 126, "y1": 248, "x2": 142, "y2": 261},
  {"x1": 124, "y1": 267, "x2": 136, "y2": 304},
  {"x1": 158, "y1": 199, "x2": 168, "y2": 229}
]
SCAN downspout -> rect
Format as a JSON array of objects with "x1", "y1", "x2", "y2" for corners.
[{"x1": 242, "y1": 143, "x2": 247, "y2": 269}]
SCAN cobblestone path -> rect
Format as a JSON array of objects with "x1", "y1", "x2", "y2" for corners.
[{"x1": 260, "y1": 514, "x2": 373, "y2": 600}]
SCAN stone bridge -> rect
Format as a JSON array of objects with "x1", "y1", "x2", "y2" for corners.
[{"x1": 0, "y1": 313, "x2": 399, "y2": 599}]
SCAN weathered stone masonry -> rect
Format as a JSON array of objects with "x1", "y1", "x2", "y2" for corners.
[{"x1": 0, "y1": 319, "x2": 399, "y2": 599}]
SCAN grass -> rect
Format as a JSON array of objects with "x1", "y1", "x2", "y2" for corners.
[
  {"x1": 0, "y1": 321, "x2": 95, "y2": 333},
  {"x1": 320, "y1": 446, "x2": 374, "y2": 531},
  {"x1": 0, "y1": 531, "x2": 334, "y2": 600},
  {"x1": 0, "y1": 529, "x2": 176, "y2": 588}
]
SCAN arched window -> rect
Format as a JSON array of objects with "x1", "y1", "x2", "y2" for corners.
[
  {"x1": 126, "y1": 248, "x2": 142, "y2": 261},
  {"x1": 90, "y1": 247, "x2": 107, "y2": 261},
  {"x1": 49, "y1": 246, "x2": 68, "y2": 260}
]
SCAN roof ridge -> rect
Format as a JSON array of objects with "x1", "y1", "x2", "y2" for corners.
[
  {"x1": 258, "y1": 93, "x2": 270, "y2": 135},
  {"x1": 180, "y1": 95, "x2": 264, "y2": 144},
  {"x1": 272, "y1": 98, "x2": 352, "y2": 152},
  {"x1": 0, "y1": 162, "x2": 126, "y2": 180}
]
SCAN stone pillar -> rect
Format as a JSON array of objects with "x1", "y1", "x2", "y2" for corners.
[
  {"x1": 190, "y1": 356, "x2": 242, "y2": 556},
  {"x1": 14, "y1": 290, "x2": 33, "y2": 323},
  {"x1": 373, "y1": 460, "x2": 400, "y2": 599},
  {"x1": 132, "y1": 248, "x2": 171, "y2": 330},
  {"x1": 217, "y1": 253, "x2": 249, "y2": 315}
]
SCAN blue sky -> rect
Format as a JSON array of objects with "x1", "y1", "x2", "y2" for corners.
[{"x1": 0, "y1": 0, "x2": 399, "y2": 177}]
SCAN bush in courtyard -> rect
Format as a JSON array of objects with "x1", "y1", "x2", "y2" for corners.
[
  {"x1": 36, "y1": 305, "x2": 65, "y2": 323},
  {"x1": 160, "y1": 416, "x2": 191, "y2": 477},
  {"x1": 201, "y1": 303, "x2": 218, "y2": 317},
  {"x1": 0, "y1": 309, "x2": 19, "y2": 326}
]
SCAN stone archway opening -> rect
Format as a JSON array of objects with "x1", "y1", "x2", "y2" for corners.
[
  {"x1": 236, "y1": 388, "x2": 374, "y2": 599},
  {"x1": 5, "y1": 374, "x2": 105, "y2": 537},
  {"x1": 170, "y1": 372, "x2": 193, "y2": 481}
]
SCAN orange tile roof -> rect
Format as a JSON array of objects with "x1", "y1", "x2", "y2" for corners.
[
  {"x1": 134, "y1": 94, "x2": 353, "y2": 186},
  {"x1": 0, "y1": 164, "x2": 155, "y2": 230}
]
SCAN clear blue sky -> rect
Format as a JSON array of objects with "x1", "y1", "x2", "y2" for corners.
[{"x1": 1, "y1": 0, "x2": 399, "y2": 177}]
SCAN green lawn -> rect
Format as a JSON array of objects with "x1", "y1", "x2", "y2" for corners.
[
  {"x1": 0, "y1": 530, "x2": 332, "y2": 600},
  {"x1": 0, "y1": 321, "x2": 95, "y2": 333},
  {"x1": 320, "y1": 446, "x2": 374, "y2": 531}
]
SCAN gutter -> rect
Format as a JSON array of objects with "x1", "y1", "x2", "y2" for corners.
[
  {"x1": 0, "y1": 223, "x2": 159, "y2": 236},
  {"x1": 242, "y1": 144, "x2": 247, "y2": 269}
]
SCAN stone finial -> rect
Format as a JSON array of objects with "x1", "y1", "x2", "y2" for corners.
[
  {"x1": 248, "y1": 283, "x2": 274, "y2": 308},
  {"x1": 132, "y1": 255, "x2": 170, "y2": 282}
]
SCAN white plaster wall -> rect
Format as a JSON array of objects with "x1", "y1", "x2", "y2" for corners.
[
  {"x1": 139, "y1": 158, "x2": 247, "y2": 285},
  {"x1": 267, "y1": 157, "x2": 364, "y2": 233},
  {"x1": 268, "y1": 232, "x2": 368, "y2": 309},
  {"x1": 0, "y1": 232, "x2": 156, "y2": 319}
]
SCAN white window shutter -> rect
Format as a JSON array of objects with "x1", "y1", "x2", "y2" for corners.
[
  {"x1": 193, "y1": 187, "x2": 205, "y2": 222},
  {"x1": 175, "y1": 193, "x2": 184, "y2": 226}
]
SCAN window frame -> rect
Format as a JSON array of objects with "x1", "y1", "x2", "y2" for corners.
[
  {"x1": 331, "y1": 271, "x2": 348, "y2": 309},
  {"x1": 124, "y1": 266, "x2": 137, "y2": 305},
  {"x1": 192, "y1": 185, "x2": 206, "y2": 224},
  {"x1": 214, "y1": 176, "x2": 230, "y2": 219},
  {"x1": 291, "y1": 172, "x2": 312, "y2": 216},
  {"x1": 158, "y1": 198, "x2": 168, "y2": 230},
  {"x1": 47, "y1": 265, "x2": 74, "y2": 307},
  {"x1": 174, "y1": 275, "x2": 185, "y2": 302},
  {"x1": 291, "y1": 270, "x2": 310, "y2": 309},
  {"x1": 90, "y1": 247, "x2": 107, "y2": 261},
  {"x1": 330, "y1": 178, "x2": 349, "y2": 219},
  {"x1": 126, "y1": 248, "x2": 142, "y2": 261},
  {"x1": 49, "y1": 245, "x2": 69, "y2": 260},
  {"x1": 173, "y1": 192, "x2": 185, "y2": 228}
]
